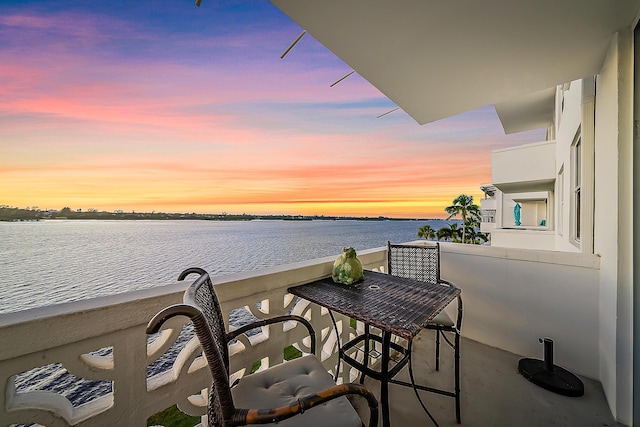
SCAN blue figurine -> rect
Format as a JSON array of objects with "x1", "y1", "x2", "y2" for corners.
[{"x1": 514, "y1": 203, "x2": 521, "y2": 226}]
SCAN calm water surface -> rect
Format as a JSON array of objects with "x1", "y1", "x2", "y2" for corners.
[{"x1": 0, "y1": 219, "x2": 451, "y2": 314}]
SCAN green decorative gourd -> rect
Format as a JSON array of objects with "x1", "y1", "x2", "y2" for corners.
[{"x1": 332, "y1": 247, "x2": 364, "y2": 285}]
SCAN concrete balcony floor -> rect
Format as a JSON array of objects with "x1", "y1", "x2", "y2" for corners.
[{"x1": 351, "y1": 331, "x2": 622, "y2": 427}]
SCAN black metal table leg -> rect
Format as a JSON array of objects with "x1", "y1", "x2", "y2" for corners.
[
  {"x1": 360, "y1": 324, "x2": 370, "y2": 384},
  {"x1": 381, "y1": 330, "x2": 391, "y2": 427}
]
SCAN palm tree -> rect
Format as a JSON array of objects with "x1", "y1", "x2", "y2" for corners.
[
  {"x1": 436, "y1": 226, "x2": 453, "y2": 242},
  {"x1": 417, "y1": 224, "x2": 436, "y2": 240},
  {"x1": 464, "y1": 216, "x2": 489, "y2": 244},
  {"x1": 449, "y1": 222, "x2": 462, "y2": 243},
  {"x1": 445, "y1": 194, "x2": 481, "y2": 243}
]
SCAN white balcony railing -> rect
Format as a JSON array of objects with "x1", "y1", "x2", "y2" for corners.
[
  {"x1": 491, "y1": 140, "x2": 556, "y2": 193},
  {"x1": 0, "y1": 243, "x2": 602, "y2": 426},
  {"x1": 0, "y1": 248, "x2": 387, "y2": 426}
]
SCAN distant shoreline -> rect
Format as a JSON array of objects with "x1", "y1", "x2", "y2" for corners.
[{"x1": 0, "y1": 206, "x2": 443, "y2": 222}]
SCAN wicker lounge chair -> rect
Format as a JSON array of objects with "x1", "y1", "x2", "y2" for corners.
[
  {"x1": 146, "y1": 267, "x2": 378, "y2": 427},
  {"x1": 387, "y1": 241, "x2": 463, "y2": 423}
]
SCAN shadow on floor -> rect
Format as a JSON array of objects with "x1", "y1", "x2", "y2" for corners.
[{"x1": 349, "y1": 331, "x2": 623, "y2": 427}]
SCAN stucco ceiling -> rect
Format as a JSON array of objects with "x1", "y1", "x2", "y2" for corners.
[
  {"x1": 494, "y1": 87, "x2": 556, "y2": 134},
  {"x1": 271, "y1": 0, "x2": 640, "y2": 125}
]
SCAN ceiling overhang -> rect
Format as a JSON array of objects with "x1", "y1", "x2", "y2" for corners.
[
  {"x1": 493, "y1": 179, "x2": 556, "y2": 194},
  {"x1": 494, "y1": 87, "x2": 556, "y2": 134},
  {"x1": 271, "y1": 0, "x2": 640, "y2": 125}
]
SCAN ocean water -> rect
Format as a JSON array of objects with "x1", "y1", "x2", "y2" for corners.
[
  {"x1": 1, "y1": 218, "x2": 452, "y2": 416},
  {"x1": 0, "y1": 219, "x2": 452, "y2": 315}
]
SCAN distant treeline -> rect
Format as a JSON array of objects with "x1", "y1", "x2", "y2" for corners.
[{"x1": 0, "y1": 206, "x2": 432, "y2": 222}]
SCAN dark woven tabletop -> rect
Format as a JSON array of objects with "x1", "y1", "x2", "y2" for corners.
[{"x1": 288, "y1": 270, "x2": 460, "y2": 340}]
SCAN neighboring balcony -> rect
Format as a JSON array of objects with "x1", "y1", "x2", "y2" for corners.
[
  {"x1": 479, "y1": 196, "x2": 497, "y2": 233},
  {"x1": 480, "y1": 177, "x2": 555, "y2": 249},
  {"x1": 0, "y1": 243, "x2": 618, "y2": 426},
  {"x1": 491, "y1": 140, "x2": 556, "y2": 193}
]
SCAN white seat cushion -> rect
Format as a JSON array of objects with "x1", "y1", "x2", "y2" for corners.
[
  {"x1": 232, "y1": 355, "x2": 362, "y2": 427},
  {"x1": 428, "y1": 310, "x2": 455, "y2": 327}
]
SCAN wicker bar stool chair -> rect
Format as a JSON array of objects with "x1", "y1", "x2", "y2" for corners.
[
  {"x1": 147, "y1": 267, "x2": 378, "y2": 427},
  {"x1": 387, "y1": 242, "x2": 463, "y2": 423}
]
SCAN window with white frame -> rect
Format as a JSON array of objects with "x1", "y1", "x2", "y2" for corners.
[
  {"x1": 570, "y1": 131, "x2": 582, "y2": 245},
  {"x1": 557, "y1": 165, "x2": 564, "y2": 236}
]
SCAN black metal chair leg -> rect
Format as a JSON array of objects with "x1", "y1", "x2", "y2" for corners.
[
  {"x1": 381, "y1": 331, "x2": 392, "y2": 427},
  {"x1": 435, "y1": 330, "x2": 441, "y2": 371},
  {"x1": 408, "y1": 340, "x2": 440, "y2": 427},
  {"x1": 454, "y1": 331, "x2": 461, "y2": 424},
  {"x1": 360, "y1": 324, "x2": 370, "y2": 385},
  {"x1": 328, "y1": 310, "x2": 342, "y2": 383}
]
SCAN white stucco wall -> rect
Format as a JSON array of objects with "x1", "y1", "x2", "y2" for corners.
[
  {"x1": 594, "y1": 31, "x2": 621, "y2": 421},
  {"x1": 478, "y1": 27, "x2": 636, "y2": 425},
  {"x1": 489, "y1": 229, "x2": 555, "y2": 250},
  {"x1": 615, "y1": 27, "x2": 634, "y2": 427},
  {"x1": 476, "y1": 26, "x2": 635, "y2": 424},
  {"x1": 593, "y1": 29, "x2": 635, "y2": 424},
  {"x1": 439, "y1": 243, "x2": 601, "y2": 379}
]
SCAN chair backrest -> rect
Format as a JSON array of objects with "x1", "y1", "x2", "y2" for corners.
[
  {"x1": 387, "y1": 242, "x2": 463, "y2": 331},
  {"x1": 387, "y1": 241, "x2": 440, "y2": 284},
  {"x1": 180, "y1": 267, "x2": 230, "y2": 373},
  {"x1": 179, "y1": 267, "x2": 235, "y2": 426}
]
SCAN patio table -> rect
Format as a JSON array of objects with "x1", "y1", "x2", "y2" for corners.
[{"x1": 288, "y1": 269, "x2": 461, "y2": 427}]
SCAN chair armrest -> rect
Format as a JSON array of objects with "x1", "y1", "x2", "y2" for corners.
[
  {"x1": 239, "y1": 383, "x2": 378, "y2": 427},
  {"x1": 438, "y1": 278, "x2": 458, "y2": 289},
  {"x1": 146, "y1": 304, "x2": 201, "y2": 334},
  {"x1": 226, "y1": 315, "x2": 316, "y2": 354},
  {"x1": 178, "y1": 267, "x2": 208, "y2": 281},
  {"x1": 438, "y1": 279, "x2": 463, "y2": 331}
]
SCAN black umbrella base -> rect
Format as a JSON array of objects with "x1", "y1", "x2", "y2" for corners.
[{"x1": 518, "y1": 358, "x2": 585, "y2": 397}]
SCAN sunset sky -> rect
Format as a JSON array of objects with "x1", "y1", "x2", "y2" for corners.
[{"x1": 0, "y1": 0, "x2": 545, "y2": 218}]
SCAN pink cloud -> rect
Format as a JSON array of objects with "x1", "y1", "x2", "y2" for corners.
[{"x1": 0, "y1": 8, "x2": 544, "y2": 217}]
